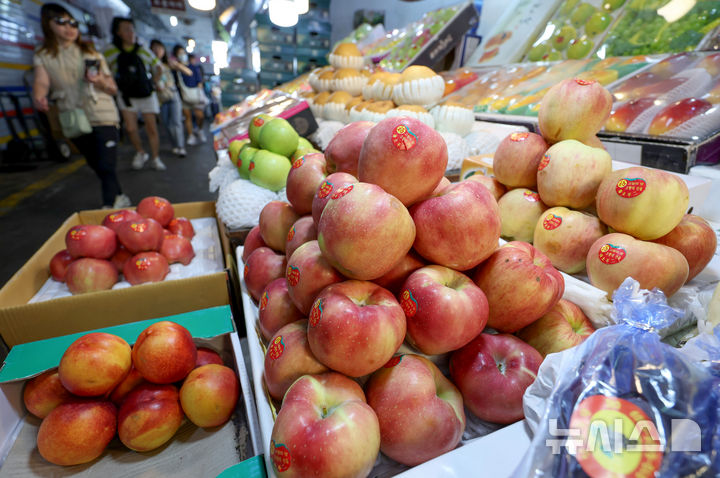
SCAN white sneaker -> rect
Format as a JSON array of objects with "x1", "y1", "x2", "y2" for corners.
[
  {"x1": 113, "y1": 193, "x2": 132, "y2": 208},
  {"x1": 186, "y1": 134, "x2": 198, "y2": 146},
  {"x1": 175, "y1": 147, "x2": 187, "y2": 157},
  {"x1": 131, "y1": 152, "x2": 149, "y2": 170},
  {"x1": 151, "y1": 157, "x2": 167, "y2": 171},
  {"x1": 197, "y1": 130, "x2": 207, "y2": 143}
]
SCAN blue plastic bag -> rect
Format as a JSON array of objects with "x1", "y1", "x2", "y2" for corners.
[{"x1": 513, "y1": 279, "x2": 720, "y2": 477}]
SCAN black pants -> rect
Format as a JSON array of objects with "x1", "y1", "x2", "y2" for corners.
[{"x1": 71, "y1": 126, "x2": 122, "y2": 207}]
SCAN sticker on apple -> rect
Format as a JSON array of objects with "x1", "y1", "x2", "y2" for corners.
[
  {"x1": 400, "y1": 289, "x2": 418, "y2": 317},
  {"x1": 510, "y1": 132, "x2": 529, "y2": 142},
  {"x1": 574, "y1": 78, "x2": 596, "y2": 86},
  {"x1": 243, "y1": 264, "x2": 249, "y2": 277},
  {"x1": 331, "y1": 185, "x2": 354, "y2": 200},
  {"x1": 270, "y1": 440, "x2": 291, "y2": 472},
  {"x1": 68, "y1": 228, "x2": 87, "y2": 240},
  {"x1": 286, "y1": 265, "x2": 300, "y2": 286},
  {"x1": 268, "y1": 336, "x2": 285, "y2": 360},
  {"x1": 523, "y1": 191, "x2": 540, "y2": 202},
  {"x1": 543, "y1": 213, "x2": 562, "y2": 230},
  {"x1": 391, "y1": 125, "x2": 417, "y2": 151},
  {"x1": 292, "y1": 158, "x2": 304, "y2": 169},
  {"x1": 107, "y1": 213, "x2": 124, "y2": 223},
  {"x1": 134, "y1": 257, "x2": 150, "y2": 271},
  {"x1": 317, "y1": 180, "x2": 333, "y2": 199},
  {"x1": 598, "y1": 243, "x2": 626, "y2": 264},
  {"x1": 131, "y1": 222, "x2": 147, "y2": 233},
  {"x1": 249, "y1": 160, "x2": 255, "y2": 171},
  {"x1": 309, "y1": 298, "x2": 323, "y2": 326},
  {"x1": 615, "y1": 178, "x2": 646, "y2": 198},
  {"x1": 253, "y1": 117, "x2": 265, "y2": 127},
  {"x1": 287, "y1": 226, "x2": 296, "y2": 242},
  {"x1": 260, "y1": 291, "x2": 269, "y2": 311},
  {"x1": 538, "y1": 153, "x2": 550, "y2": 171},
  {"x1": 569, "y1": 395, "x2": 662, "y2": 478},
  {"x1": 153, "y1": 198, "x2": 167, "y2": 208}
]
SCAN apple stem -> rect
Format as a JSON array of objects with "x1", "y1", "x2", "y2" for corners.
[
  {"x1": 496, "y1": 359, "x2": 506, "y2": 375},
  {"x1": 322, "y1": 406, "x2": 328, "y2": 418}
]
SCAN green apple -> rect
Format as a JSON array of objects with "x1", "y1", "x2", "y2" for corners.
[
  {"x1": 528, "y1": 43, "x2": 549, "y2": 61},
  {"x1": 552, "y1": 25, "x2": 577, "y2": 51},
  {"x1": 546, "y1": 51, "x2": 563, "y2": 61},
  {"x1": 567, "y1": 37, "x2": 594, "y2": 59},
  {"x1": 297, "y1": 137, "x2": 313, "y2": 151},
  {"x1": 602, "y1": 0, "x2": 625, "y2": 11},
  {"x1": 291, "y1": 147, "x2": 320, "y2": 163},
  {"x1": 571, "y1": 3, "x2": 596, "y2": 28},
  {"x1": 258, "y1": 118, "x2": 299, "y2": 158},
  {"x1": 237, "y1": 146, "x2": 258, "y2": 179},
  {"x1": 559, "y1": 0, "x2": 580, "y2": 17},
  {"x1": 585, "y1": 12, "x2": 611, "y2": 36},
  {"x1": 228, "y1": 139, "x2": 249, "y2": 166},
  {"x1": 249, "y1": 149, "x2": 292, "y2": 191},
  {"x1": 248, "y1": 114, "x2": 273, "y2": 146}
]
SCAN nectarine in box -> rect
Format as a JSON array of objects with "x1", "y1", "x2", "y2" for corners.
[
  {"x1": 0, "y1": 306, "x2": 264, "y2": 475},
  {"x1": 0, "y1": 202, "x2": 235, "y2": 347}
]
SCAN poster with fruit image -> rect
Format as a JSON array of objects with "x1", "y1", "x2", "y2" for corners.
[
  {"x1": 523, "y1": 0, "x2": 630, "y2": 63},
  {"x1": 466, "y1": 0, "x2": 562, "y2": 66}
]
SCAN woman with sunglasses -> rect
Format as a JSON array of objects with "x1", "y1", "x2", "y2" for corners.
[{"x1": 32, "y1": 3, "x2": 130, "y2": 209}]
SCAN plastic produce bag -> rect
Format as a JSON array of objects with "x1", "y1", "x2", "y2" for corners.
[{"x1": 515, "y1": 278, "x2": 720, "y2": 477}]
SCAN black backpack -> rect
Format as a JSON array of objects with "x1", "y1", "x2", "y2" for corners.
[{"x1": 115, "y1": 44, "x2": 154, "y2": 103}]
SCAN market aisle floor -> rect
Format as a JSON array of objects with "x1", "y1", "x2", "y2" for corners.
[{"x1": 0, "y1": 131, "x2": 217, "y2": 288}]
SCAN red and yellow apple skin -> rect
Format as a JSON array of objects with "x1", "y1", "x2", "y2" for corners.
[
  {"x1": 37, "y1": 401, "x2": 117, "y2": 466},
  {"x1": 648, "y1": 98, "x2": 712, "y2": 136},
  {"x1": 516, "y1": 299, "x2": 595, "y2": 356},
  {"x1": 365, "y1": 354, "x2": 465, "y2": 466},
  {"x1": 373, "y1": 250, "x2": 426, "y2": 294},
  {"x1": 244, "y1": 246, "x2": 287, "y2": 302},
  {"x1": 269, "y1": 373, "x2": 380, "y2": 478},
  {"x1": 241, "y1": 226, "x2": 267, "y2": 263},
  {"x1": 450, "y1": 333, "x2": 542, "y2": 424},
  {"x1": 286, "y1": 153, "x2": 327, "y2": 215},
  {"x1": 465, "y1": 174, "x2": 507, "y2": 201},
  {"x1": 492, "y1": 131, "x2": 548, "y2": 188},
  {"x1": 132, "y1": 321, "x2": 197, "y2": 384},
  {"x1": 326, "y1": 121, "x2": 375, "y2": 177},
  {"x1": 652, "y1": 214, "x2": 717, "y2": 282},
  {"x1": 258, "y1": 278, "x2": 304, "y2": 342},
  {"x1": 118, "y1": 383, "x2": 184, "y2": 452},
  {"x1": 285, "y1": 216, "x2": 317, "y2": 259},
  {"x1": 473, "y1": 241, "x2": 564, "y2": 333},
  {"x1": 259, "y1": 201, "x2": 301, "y2": 253},
  {"x1": 180, "y1": 364, "x2": 239, "y2": 428},
  {"x1": 317, "y1": 182, "x2": 416, "y2": 281},
  {"x1": 586, "y1": 233, "x2": 689, "y2": 298},
  {"x1": 109, "y1": 366, "x2": 147, "y2": 406},
  {"x1": 196, "y1": 347, "x2": 224, "y2": 367},
  {"x1": 307, "y1": 280, "x2": 406, "y2": 377},
  {"x1": 595, "y1": 166, "x2": 689, "y2": 240},
  {"x1": 58, "y1": 332, "x2": 131, "y2": 397},
  {"x1": 286, "y1": 240, "x2": 344, "y2": 315},
  {"x1": 400, "y1": 265, "x2": 488, "y2": 355},
  {"x1": 23, "y1": 369, "x2": 74, "y2": 419},
  {"x1": 605, "y1": 97, "x2": 656, "y2": 132},
  {"x1": 311, "y1": 172, "x2": 358, "y2": 228},
  {"x1": 264, "y1": 320, "x2": 329, "y2": 401},
  {"x1": 498, "y1": 188, "x2": 548, "y2": 243}
]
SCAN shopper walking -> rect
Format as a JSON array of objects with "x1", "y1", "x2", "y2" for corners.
[
  {"x1": 32, "y1": 3, "x2": 130, "y2": 209},
  {"x1": 150, "y1": 39, "x2": 188, "y2": 157},
  {"x1": 172, "y1": 46, "x2": 207, "y2": 146},
  {"x1": 105, "y1": 17, "x2": 166, "y2": 171}
]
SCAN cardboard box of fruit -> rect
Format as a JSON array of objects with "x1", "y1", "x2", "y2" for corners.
[
  {"x1": 0, "y1": 305, "x2": 263, "y2": 476},
  {"x1": 0, "y1": 202, "x2": 234, "y2": 348}
]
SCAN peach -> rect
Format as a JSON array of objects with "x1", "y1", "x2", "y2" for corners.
[
  {"x1": 180, "y1": 364, "x2": 239, "y2": 427},
  {"x1": 132, "y1": 321, "x2": 197, "y2": 384},
  {"x1": 109, "y1": 366, "x2": 147, "y2": 406},
  {"x1": 118, "y1": 383, "x2": 184, "y2": 452},
  {"x1": 58, "y1": 332, "x2": 131, "y2": 397},
  {"x1": 23, "y1": 369, "x2": 74, "y2": 419},
  {"x1": 196, "y1": 347, "x2": 224, "y2": 367}
]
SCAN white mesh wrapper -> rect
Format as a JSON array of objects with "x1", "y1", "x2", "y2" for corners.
[
  {"x1": 441, "y1": 132, "x2": 470, "y2": 171},
  {"x1": 215, "y1": 179, "x2": 280, "y2": 229},
  {"x1": 310, "y1": 119, "x2": 345, "y2": 150},
  {"x1": 208, "y1": 152, "x2": 240, "y2": 193}
]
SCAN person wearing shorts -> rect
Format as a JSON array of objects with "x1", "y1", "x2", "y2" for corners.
[
  {"x1": 105, "y1": 17, "x2": 165, "y2": 171},
  {"x1": 173, "y1": 46, "x2": 207, "y2": 146}
]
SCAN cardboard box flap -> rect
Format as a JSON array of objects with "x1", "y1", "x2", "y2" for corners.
[{"x1": 0, "y1": 305, "x2": 234, "y2": 383}]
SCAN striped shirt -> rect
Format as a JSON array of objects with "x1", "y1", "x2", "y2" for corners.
[{"x1": 103, "y1": 43, "x2": 159, "y2": 76}]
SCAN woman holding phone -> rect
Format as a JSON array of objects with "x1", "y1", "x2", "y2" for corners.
[
  {"x1": 150, "y1": 39, "x2": 189, "y2": 157},
  {"x1": 32, "y1": 3, "x2": 130, "y2": 209}
]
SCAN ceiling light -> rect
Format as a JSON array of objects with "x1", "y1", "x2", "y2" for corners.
[
  {"x1": 188, "y1": 0, "x2": 216, "y2": 12},
  {"x1": 269, "y1": 0, "x2": 298, "y2": 28}
]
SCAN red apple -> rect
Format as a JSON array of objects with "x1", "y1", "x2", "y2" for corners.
[
  {"x1": 269, "y1": 373, "x2": 380, "y2": 477},
  {"x1": 65, "y1": 224, "x2": 117, "y2": 259},
  {"x1": 699, "y1": 52, "x2": 720, "y2": 76},
  {"x1": 648, "y1": 98, "x2": 712, "y2": 136},
  {"x1": 311, "y1": 172, "x2": 358, "y2": 227},
  {"x1": 259, "y1": 278, "x2": 304, "y2": 342},
  {"x1": 538, "y1": 78, "x2": 613, "y2": 144},
  {"x1": 123, "y1": 251, "x2": 170, "y2": 285},
  {"x1": 118, "y1": 383, "x2": 184, "y2": 451},
  {"x1": 286, "y1": 152, "x2": 327, "y2": 215},
  {"x1": 411, "y1": 180, "x2": 501, "y2": 271},
  {"x1": 286, "y1": 240, "x2": 344, "y2": 315},
  {"x1": 653, "y1": 214, "x2": 717, "y2": 282},
  {"x1": 400, "y1": 265, "x2": 488, "y2": 355},
  {"x1": 612, "y1": 72, "x2": 663, "y2": 102},
  {"x1": 260, "y1": 201, "x2": 301, "y2": 252},
  {"x1": 605, "y1": 97, "x2": 656, "y2": 132},
  {"x1": 49, "y1": 249, "x2": 74, "y2": 282},
  {"x1": 358, "y1": 116, "x2": 448, "y2": 206},
  {"x1": 365, "y1": 354, "x2": 465, "y2": 466},
  {"x1": 102, "y1": 209, "x2": 142, "y2": 233},
  {"x1": 167, "y1": 217, "x2": 195, "y2": 239},
  {"x1": 449, "y1": 333, "x2": 542, "y2": 424},
  {"x1": 109, "y1": 366, "x2": 147, "y2": 406},
  {"x1": 318, "y1": 182, "x2": 415, "y2": 280},
  {"x1": 516, "y1": 299, "x2": 595, "y2": 356},
  {"x1": 307, "y1": 280, "x2": 406, "y2": 377},
  {"x1": 264, "y1": 320, "x2": 329, "y2": 400},
  {"x1": 498, "y1": 188, "x2": 549, "y2": 243},
  {"x1": 649, "y1": 52, "x2": 697, "y2": 78},
  {"x1": 65, "y1": 258, "x2": 118, "y2": 294},
  {"x1": 325, "y1": 121, "x2": 375, "y2": 176},
  {"x1": 37, "y1": 401, "x2": 117, "y2": 466},
  {"x1": 116, "y1": 217, "x2": 164, "y2": 253},
  {"x1": 465, "y1": 174, "x2": 507, "y2": 201},
  {"x1": 493, "y1": 132, "x2": 548, "y2": 188},
  {"x1": 285, "y1": 216, "x2": 317, "y2": 259},
  {"x1": 160, "y1": 234, "x2": 195, "y2": 265},
  {"x1": 137, "y1": 196, "x2": 174, "y2": 227},
  {"x1": 196, "y1": 347, "x2": 224, "y2": 367},
  {"x1": 58, "y1": 332, "x2": 131, "y2": 396},
  {"x1": 373, "y1": 250, "x2": 425, "y2": 294},
  {"x1": 180, "y1": 364, "x2": 239, "y2": 427},
  {"x1": 23, "y1": 369, "x2": 74, "y2": 419},
  {"x1": 111, "y1": 244, "x2": 133, "y2": 272},
  {"x1": 242, "y1": 225, "x2": 267, "y2": 262},
  {"x1": 132, "y1": 321, "x2": 197, "y2": 384},
  {"x1": 473, "y1": 241, "x2": 564, "y2": 333},
  {"x1": 244, "y1": 246, "x2": 287, "y2": 302}
]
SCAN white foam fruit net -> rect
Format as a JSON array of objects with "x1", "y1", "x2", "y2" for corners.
[
  {"x1": 216, "y1": 179, "x2": 284, "y2": 229},
  {"x1": 208, "y1": 150, "x2": 240, "y2": 193}
]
